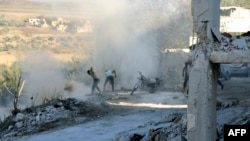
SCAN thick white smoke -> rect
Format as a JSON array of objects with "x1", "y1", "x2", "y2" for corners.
[
  {"x1": 19, "y1": 51, "x2": 65, "y2": 106},
  {"x1": 0, "y1": 0, "x2": 191, "y2": 119},
  {"x1": 20, "y1": 51, "x2": 89, "y2": 106},
  {"x1": 87, "y1": 0, "x2": 191, "y2": 88}
]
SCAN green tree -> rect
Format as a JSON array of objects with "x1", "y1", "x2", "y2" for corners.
[
  {"x1": 221, "y1": 0, "x2": 250, "y2": 9},
  {"x1": 0, "y1": 63, "x2": 21, "y2": 106}
]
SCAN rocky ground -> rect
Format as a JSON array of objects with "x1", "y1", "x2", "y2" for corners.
[{"x1": 0, "y1": 77, "x2": 250, "y2": 141}]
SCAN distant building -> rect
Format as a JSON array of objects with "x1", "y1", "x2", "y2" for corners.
[
  {"x1": 57, "y1": 24, "x2": 67, "y2": 32},
  {"x1": 220, "y1": 6, "x2": 250, "y2": 33},
  {"x1": 28, "y1": 18, "x2": 41, "y2": 26},
  {"x1": 76, "y1": 20, "x2": 95, "y2": 33}
]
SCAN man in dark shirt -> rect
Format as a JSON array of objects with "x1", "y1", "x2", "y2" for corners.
[{"x1": 182, "y1": 62, "x2": 190, "y2": 90}]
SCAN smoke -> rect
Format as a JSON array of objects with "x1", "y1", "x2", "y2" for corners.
[
  {"x1": 19, "y1": 51, "x2": 64, "y2": 105},
  {"x1": 20, "y1": 0, "x2": 191, "y2": 97},
  {"x1": 25, "y1": 0, "x2": 191, "y2": 89},
  {"x1": 20, "y1": 51, "x2": 89, "y2": 106},
  {"x1": 86, "y1": 0, "x2": 191, "y2": 88},
  {"x1": 0, "y1": 0, "x2": 192, "y2": 119}
]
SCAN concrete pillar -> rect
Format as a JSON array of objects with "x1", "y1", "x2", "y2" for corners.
[{"x1": 187, "y1": 53, "x2": 217, "y2": 141}]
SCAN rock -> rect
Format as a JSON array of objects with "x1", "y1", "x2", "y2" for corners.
[
  {"x1": 37, "y1": 111, "x2": 42, "y2": 116},
  {"x1": 173, "y1": 116, "x2": 182, "y2": 123},
  {"x1": 45, "y1": 106, "x2": 54, "y2": 112},
  {"x1": 35, "y1": 115, "x2": 40, "y2": 122},
  {"x1": 130, "y1": 133, "x2": 144, "y2": 141},
  {"x1": 16, "y1": 113, "x2": 25, "y2": 121},
  {"x1": 40, "y1": 115, "x2": 46, "y2": 122},
  {"x1": 116, "y1": 135, "x2": 128, "y2": 141},
  {"x1": 15, "y1": 121, "x2": 23, "y2": 128},
  {"x1": 168, "y1": 135, "x2": 183, "y2": 141},
  {"x1": 154, "y1": 133, "x2": 168, "y2": 141},
  {"x1": 46, "y1": 114, "x2": 53, "y2": 121},
  {"x1": 3, "y1": 132, "x2": 17, "y2": 138},
  {"x1": 74, "y1": 117, "x2": 87, "y2": 123},
  {"x1": 8, "y1": 125, "x2": 13, "y2": 130},
  {"x1": 54, "y1": 102, "x2": 63, "y2": 108},
  {"x1": 31, "y1": 121, "x2": 36, "y2": 125},
  {"x1": 239, "y1": 99, "x2": 250, "y2": 107}
]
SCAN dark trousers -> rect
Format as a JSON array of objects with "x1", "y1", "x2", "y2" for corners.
[
  {"x1": 92, "y1": 78, "x2": 100, "y2": 94},
  {"x1": 217, "y1": 79, "x2": 224, "y2": 89},
  {"x1": 103, "y1": 76, "x2": 114, "y2": 92},
  {"x1": 183, "y1": 75, "x2": 189, "y2": 89}
]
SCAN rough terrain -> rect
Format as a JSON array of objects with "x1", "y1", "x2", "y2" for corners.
[{"x1": 0, "y1": 77, "x2": 250, "y2": 141}]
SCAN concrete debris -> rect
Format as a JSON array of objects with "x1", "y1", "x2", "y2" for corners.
[
  {"x1": 214, "y1": 31, "x2": 250, "y2": 52},
  {"x1": 0, "y1": 98, "x2": 110, "y2": 139},
  {"x1": 239, "y1": 99, "x2": 250, "y2": 107},
  {"x1": 116, "y1": 103, "x2": 250, "y2": 141},
  {"x1": 217, "y1": 99, "x2": 239, "y2": 110},
  {"x1": 130, "y1": 134, "x2": 144, "y2": 141},
  {"x1": 0, "y1": 93, "x2": 250, "y2": 141},
  {"x1": 156, "y1": 113, "x2": 183, "y2": 125},
  {"x1": 114, "y1": 113, "x2": 187, "y2": 141}
]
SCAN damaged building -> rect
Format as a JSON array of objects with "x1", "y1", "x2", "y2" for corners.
[{"x1": 188, "y1": 0, "x2": 250, "y2": 141}]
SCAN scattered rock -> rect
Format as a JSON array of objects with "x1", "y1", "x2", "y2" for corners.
[
  {"x1": 0, "y1": 98, "x2": 111, "y2": 139},
  {"x1": 130, "y1": 133, "x2": 144, "y2": 141},
  {"x1": 15, "y1": 113, "x2": 25, "y2": 121},
  {"x1": 15, "y1": 121, "x2": 23, "y2": 129},
  {"x1": 239, "y1": 99, "x2": 250, "y2": 107}
]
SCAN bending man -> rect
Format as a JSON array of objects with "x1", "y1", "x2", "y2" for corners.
[{"x1": 103, "y1": 69, "x2": 117, "y2": 92}]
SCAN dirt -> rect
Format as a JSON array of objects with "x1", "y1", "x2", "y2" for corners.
[{"x1": 217, "y1": 77, "x2": 250, "y2": 104}]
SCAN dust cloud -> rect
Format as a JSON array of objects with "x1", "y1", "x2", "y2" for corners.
[
  {"x1": 19, "y1": 51, "x2": 88, "y2": 106},
  {"x1": 1, "y1": 0, "x2": 191, "y2": 113},
  {"x1": 84, "y1": 0, "x2": 191, "y2": 88},
  {"x1": 27, "y1": 0, "x2": 191, "y2": 89},
  {"x1": 19, "y1": 51, "x2": 63, "y2": 106}
]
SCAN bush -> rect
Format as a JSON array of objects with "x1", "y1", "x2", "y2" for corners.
[
  {"x1": 0, "y1": 63, "x2": 21, "y2": 106},
  {"x1": 0, "y1": 27, "x2": 9, "y2": 35}
]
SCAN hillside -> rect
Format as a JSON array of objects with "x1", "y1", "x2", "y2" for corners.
[{"x1": 0, "y1": 1, "x2": 96, "y2": 64}]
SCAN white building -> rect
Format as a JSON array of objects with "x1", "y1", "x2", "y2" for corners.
[{"x1": 220, "y1": 6, "x2": 250, "y2": 33}]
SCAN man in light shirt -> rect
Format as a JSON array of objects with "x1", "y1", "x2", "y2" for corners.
[{"x1": 103, "y1": 69, "x2": 117, "y2": 92}]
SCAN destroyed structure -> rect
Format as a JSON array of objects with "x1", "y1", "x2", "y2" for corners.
[{"x1": 188, "y1": 0, "x2": 250, "y2": 141}]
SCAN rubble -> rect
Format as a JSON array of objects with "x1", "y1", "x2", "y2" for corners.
[
  {"x1": 0, "y1": 98, "x2": 111, "y2": 140},
  {"x1": 213, "y1": 31, "x2": 250, "y2": 52},
  {"x1": 115, "y1": 103, "x2": 250, "y2": 141},
  {"x1": 0, "y1": 87, "x2": 250, "y2": 141}
]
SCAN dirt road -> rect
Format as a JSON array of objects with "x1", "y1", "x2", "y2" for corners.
[
  {"x1": 2, "y1": 77, "x2": 250, "y2": 141},
  {"x1": 13, "y1": 91, "x2": 187, "y2": 141},
  {"x1": 217, "y1": 77, "x2": 250, "y2": 105}
]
